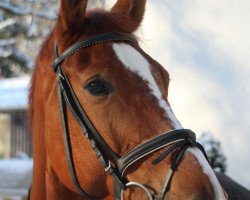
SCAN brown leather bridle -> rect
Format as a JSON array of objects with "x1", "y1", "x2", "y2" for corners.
[{"x1": 52, "y1": 32, "x2": 209, "y2": 200}]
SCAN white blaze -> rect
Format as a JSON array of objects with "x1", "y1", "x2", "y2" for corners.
[
  {"x1": 112, "y1": 43, "x2": 182, "y2": 129},
  {"x1": 113, "y1": 43, "x2": 226, "y2": 199},
  {"x1": 188, "y1": 148, "x2": 226, "y2": 200}
]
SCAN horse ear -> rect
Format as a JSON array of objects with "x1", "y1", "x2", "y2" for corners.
[
  {"x1": 111, "y1": 0, "x2": 146, "y2": 31},
  {"x1": 59, "y1": 0, "x2": 88, "y2": 31}
]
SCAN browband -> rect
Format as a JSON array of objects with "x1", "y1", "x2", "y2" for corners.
[{"x1": 53, "y1": 32, "x2": 138, "y2": 72}]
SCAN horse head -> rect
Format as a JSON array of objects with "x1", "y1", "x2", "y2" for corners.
[{"x1": 29, "y1": 0, "x2": 227, "y2": 199}]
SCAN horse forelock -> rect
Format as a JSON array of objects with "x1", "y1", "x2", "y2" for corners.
[
  {"x1": 28, "y1": 31, "x2": 54, "y2": 131},
  {"x1": 54, "y1": 10, "x2": 138, "y2": 51}
]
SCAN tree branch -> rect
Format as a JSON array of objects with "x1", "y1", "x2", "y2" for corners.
[
  {"x1": 0, "y1": 18, "x2": 16, "y2": 31},
  {"x1": 0, "y1": 38, "x2": 16, "y2": 46},
  {"x1": 0, "y1": 1, "x2": 57, "y2": 20}
]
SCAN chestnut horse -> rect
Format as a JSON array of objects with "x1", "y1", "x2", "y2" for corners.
[{"x1": 29, "y1": 0, "x2": 227, "y2": 199}]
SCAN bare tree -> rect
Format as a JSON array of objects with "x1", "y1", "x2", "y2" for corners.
[{"x1": 0, "y1": 0, "x2": 106, "y2": 78}]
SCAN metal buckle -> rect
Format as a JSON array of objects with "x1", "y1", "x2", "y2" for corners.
[
  {"x1": 105, "y1": 161, "x2": 112, "y2": 172},
  {"x1": 120, "y1": 182, "x2": 153, "y2": 200}
]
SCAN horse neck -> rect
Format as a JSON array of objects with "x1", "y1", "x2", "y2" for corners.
[
  {"x1": 28, "y1": 34, "x2": 66, "y2": 199},
  {"x1": 29, "y1": 61, "x2": 48, "y2": 199}
]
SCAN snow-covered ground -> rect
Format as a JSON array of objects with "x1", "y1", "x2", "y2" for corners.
[{"x1": 0, "y1": 158, "x2": 32, "y2": 198}]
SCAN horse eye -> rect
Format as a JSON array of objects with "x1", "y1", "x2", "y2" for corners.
[{"x1": 85, "y1": 79, "x2": 110, "y2": 96}]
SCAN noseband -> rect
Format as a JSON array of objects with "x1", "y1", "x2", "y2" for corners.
[{"x1": 52, "y1": 33, "x2": 209, "y2": 200}]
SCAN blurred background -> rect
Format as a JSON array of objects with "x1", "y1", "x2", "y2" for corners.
[{"x1": 0, "y1": 0, "x2": 249, "y2": 199}]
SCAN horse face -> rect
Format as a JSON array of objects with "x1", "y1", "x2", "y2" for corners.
[{"x1": 43, "y1": 0, "x2": 227, "y2": 199}]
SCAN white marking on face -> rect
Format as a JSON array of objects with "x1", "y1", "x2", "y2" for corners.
[
  {"x1": 188, "y1": 148, "x2": 226, "y2": 200},
  {"x1": 112, "y1": 43, "x2": 182, "y2": 129},
  {"x1": 113, "y1": 43, "x2": 225, "y2": 199}
]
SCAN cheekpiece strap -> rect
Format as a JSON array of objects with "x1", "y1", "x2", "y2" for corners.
[{"x1": 52, "y1": 33, "x2": 136, "y2": 199}]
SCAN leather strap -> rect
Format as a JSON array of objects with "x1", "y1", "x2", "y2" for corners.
[
  {"x1": 56, "y1": 65, "x2": 127, "y2": 198},
  {"x1": 117, "y1": 129, "x2": 198, "y2": 175},
  {"x1": 53, "y1": 32, "x2": 138, "y2": 72},
  {"x1": 56, "y1": 67, "x2": 98, "y2": 199},
  {"x1": 53, "y1": 33, "x2": 135, "y2": 199}
]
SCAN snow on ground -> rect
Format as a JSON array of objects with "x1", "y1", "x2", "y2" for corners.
[
  {"x1": 0, "y1": 159, "x2": 32, "y2": 188},
  {"x1": 0, "y1": 158, "x2": 32, "y2": 196},
  {"x1": 0, "y1": 158, "x2": 32, "y2": 200}
]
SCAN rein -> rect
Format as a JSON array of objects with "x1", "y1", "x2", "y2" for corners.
[{"x1": 52, "y1": 32, "x2": 208, "y2": 200}]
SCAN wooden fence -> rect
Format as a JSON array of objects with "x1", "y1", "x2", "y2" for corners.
[
  {"x1": 9, "y1": 110, "x2": 32, "y2": 158},
  {"x1": 0, "y1": 109, "x2": 32, "y2": 158}
]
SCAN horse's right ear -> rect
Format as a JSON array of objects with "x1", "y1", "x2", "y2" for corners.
[
  {"x1": 59, "y1": 0, "x2": 88, "y2": 31},
  {"x1": 111, "y1": 0, "x2": 146, "y2": 32}
]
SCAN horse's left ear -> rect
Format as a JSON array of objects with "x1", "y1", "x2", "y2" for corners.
[
  {"x1": 59, "y1": 0, "x2": 88, "y2": 31},
  {"x1": 111, "y1": 0, "x2": 146, "y2": 32}
]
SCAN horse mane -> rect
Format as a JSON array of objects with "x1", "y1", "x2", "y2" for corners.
[{"x1": 28, "y1": 31, "x2": 54, "y2": 128}]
